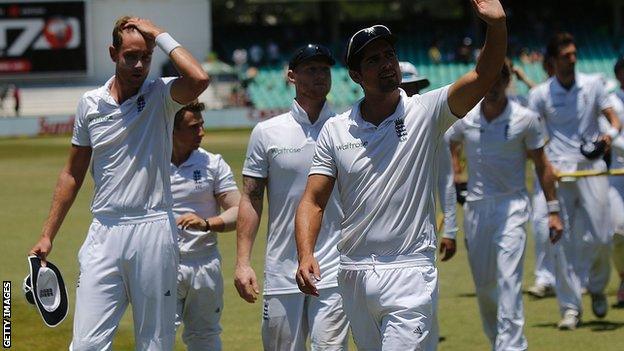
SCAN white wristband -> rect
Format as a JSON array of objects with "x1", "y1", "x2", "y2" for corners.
[
  {"x1": 606, "y1": 127, "x2": 620, "y2": 139},
  {"x1": 547, "y1": 200, "x2": 560, "y2": 213},
  {"x1": 155, "y1": 32, "x2": 181, "y2": 55}
]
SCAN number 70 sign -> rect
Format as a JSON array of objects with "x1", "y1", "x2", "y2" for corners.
[
  {"x1": 0, "y1": 17, "x2": 81, "y2": 57},
  {"x1": 0, "y1": 1, "x2": 87, "y2": 76}
]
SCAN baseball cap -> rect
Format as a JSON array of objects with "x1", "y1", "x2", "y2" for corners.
[
  {"x1": 345, "y1": 24, "x2": 397, "y2": 69},
  {"x1": 23, "y1": 255, "x2": 69, "y2": 327},
  {"x1": 399, "y1": 61, "x2": 430, "y2": 91},
  {"x1": 288, "y1": 44, "x2": 335, "y2": 70}
]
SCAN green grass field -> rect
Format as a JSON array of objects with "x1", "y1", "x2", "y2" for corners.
[{"x1": 1, "y1": 130, "x2": 623, "y2": 350}]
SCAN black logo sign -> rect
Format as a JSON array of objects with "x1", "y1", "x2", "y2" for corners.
[
  {"x1": 395, "y1": 118, "x2": 407, "y2": 142},
  {"x1": 137, "y1": 95, "x2": 145, "y2": 112},
  {"x1": 193, "y1": 170, "x2": 202, "y2": 183},
  {"x1": 39, "y1": 288, "x2": 53, "y2": 298}
]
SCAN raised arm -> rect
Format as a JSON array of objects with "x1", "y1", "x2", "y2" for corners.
[
  {"x1": 448, "y1": 0, "x2": 507, "y2": 117},
  {"x1": 124, "y1": 18, "x2": 209, "y2": 104},
  {"x1": 295, "y1": 174, "x2": 335, "y2": 297},
  {"x1": 528, "y1": 147, "x2": 563, "y2": 243},
  {"x1": 234, "y1": 176, "x2": 266, "y2": 303},
  {"x1": 29, "y1": 145, "x2": 92, "y2": 265}
]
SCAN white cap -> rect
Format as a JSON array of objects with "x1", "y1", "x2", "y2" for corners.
[{"x1": 399, "y1": 61, "x2": 430, "y2": 89}]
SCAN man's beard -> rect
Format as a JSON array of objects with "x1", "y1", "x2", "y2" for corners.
[{"x1": 379, "y1": 78, "x2": 399, "y2": 93}]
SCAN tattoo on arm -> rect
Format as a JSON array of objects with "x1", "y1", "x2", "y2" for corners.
[{"x1": 243, "y1": 176, "x2": 266, "y2": 206}]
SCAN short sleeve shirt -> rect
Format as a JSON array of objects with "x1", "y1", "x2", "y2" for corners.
[
  {"x1": 309, "y1": 86, "x2": 457, "y2": 257},
  {"x1": 528, "y1": 73, "x2": 611, "y2": 164},
  {"x1": 446, "y1": 100, "x2": 546, "y2": 201},
  {"x1": 243, "y1": 100, "x2": 343, "y2": 295},
  {"x1": 170, "y1": 148, "x2": 238, "y2": 256},
  {"x1": 71, "y1": 77, "x2": 183, "y2": 217}
]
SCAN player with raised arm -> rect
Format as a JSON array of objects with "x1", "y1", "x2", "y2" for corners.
[
  {"x1": 295, "y1": 1, "x2": 506, "y2": 349},
  {"x1": 28, "y1": 16, "x2": 208, "y2": 350}
]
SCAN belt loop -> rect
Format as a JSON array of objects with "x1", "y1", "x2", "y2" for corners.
[{"x1": 371, "y1": 253, "x2": 378, "y2": 275}]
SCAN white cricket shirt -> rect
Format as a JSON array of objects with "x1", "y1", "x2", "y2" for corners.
[
  {"x1": 528, "y1": 73, "x2": 612, "y2": 168},
  {"x1": 243, "y1": 100, "x2": 343, "y2": 295},
  {"x1": 170, "y1": 148, "x2": 238, "y2": 257},
  {"x1": 309, "y1": 87, "x2": 457, "y2": 258},
  {"x1": 446, "y1": 100, "x2": 546, "y2": 202},
  {"x1": 72, "y1": 77, "x2": 183, "y2": 217}
]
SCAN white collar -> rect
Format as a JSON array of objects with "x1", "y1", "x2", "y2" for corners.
[
  {"x1": 102, "y1": 76, "x2": 151, "y2": 106},
  {"x1": 348, "y1": 88, "x2": 407, "y2": 128},
  {"x1": 551, "y1": 73, "x2": 581, "y2": 94},
  {"x1": 174, "y1": 149, "x2": 203, "y2": 169},
  {"x1": 290, "y1": 99, "x2": 333, "y2": 126}
]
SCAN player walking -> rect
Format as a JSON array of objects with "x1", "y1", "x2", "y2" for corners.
[
  {"x1": 29, "y1": 16, "x2": 208, "y2": 350},
  {"x1": 170, "y1": 102, "x2": 240, "y2": 350},
  {"x1": 234, "y1": 44, "x2": 348, "y2": 350},
  {"x1": 447, "y1": 60, "x2": 563, "y2": 350},
  {"x1": 528, "y1": 32, "x2": 622, "y2": 328},
  {"x1": 294, "y1": 1, "x2": 507, "y2": 349}
]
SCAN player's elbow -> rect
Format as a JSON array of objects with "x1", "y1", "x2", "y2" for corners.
[
  {"x1": 195, "y1": 72, "x2": 210, "y2": 93},
  {"x1": 185, "y1": 71, "x2": 210, "y2": 99}
]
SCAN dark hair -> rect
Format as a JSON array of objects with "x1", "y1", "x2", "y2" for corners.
[
  {"x1": 615, "y1": 57, "x2": 624, "y2": 75},
  {"x1": 174, "y1": 102, "x2": 205, "y2": 129},
  {"x1": 546, "y1": 32, "x2": 575, "y2": 59},
  {"x1": 112, "y1": 16, "x2": 133, "y2": 50}
]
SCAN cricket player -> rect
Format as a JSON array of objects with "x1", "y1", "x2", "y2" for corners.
[
  {"x1": 447, "y1": 60, "x2": 563, "y2": 350},
  {"x1": 170, "y1": 102, "x2": 240, "y2": 350},
  {"x1": 234, "y1": 44, "x2": 348, "y2": 350},
  {"x1": 609, "y1": 57, "x2": 624, "y2": 307},
  {"x1": 28, "y1": 16, "x2": 208, "y2": 350},
  {"x1": 528, "y1": 32, "x2": 622, "y2": 328},
  {"x1": 295, "y1": 1, "x2": 507, "y2": 348}
]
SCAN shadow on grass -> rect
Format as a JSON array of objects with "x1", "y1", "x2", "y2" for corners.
[
  {"x1": 532, "y1": 320, "x2": 624, "y2": 332},
  {"x1": 457, "y1": 293, "x2": 476, "y2": 298}
]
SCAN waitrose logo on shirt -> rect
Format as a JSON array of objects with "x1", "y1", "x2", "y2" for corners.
[
  {"x1": 270, "y1": 147, "x2": 303, "y2": 157},
  {"x1": 336, "y1": 141, "x2": 368, "y2": 151}
]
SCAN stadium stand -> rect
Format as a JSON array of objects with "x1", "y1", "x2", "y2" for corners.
[{"x1": 245, "y1": 30, "x2": 621, "y2": 109}]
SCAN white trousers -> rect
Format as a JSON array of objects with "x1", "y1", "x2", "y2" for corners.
[
  {"x1": 609, "y1": 178, "x2": 624, "y2": 275},
  {"x1": 261, "y1": 287, "x2": 349, "y2": 351},
  {"x1": 464, "y1": 194, "x2": 529, "y2": 351},
  {"x1": 338, "y1": 253, "x2": 438, "y2": 351},
  {"x1": 553, "y1": 174, "x2": 612, "y2": 315},
  {"x1": 70, "y1": 213, "x2": 179, "y2": 351},
  {"x1": 530, "y1": 190, "x2": 556, "y2": 287},
  {"x1": 176, "y1": 251, "x2": 223, "y2": 351}
]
